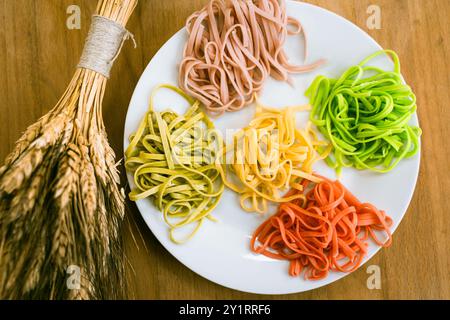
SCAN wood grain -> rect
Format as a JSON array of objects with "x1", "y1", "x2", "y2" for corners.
[{"x1": 0, "y1": 0, "x2": 449, "y2": 300}]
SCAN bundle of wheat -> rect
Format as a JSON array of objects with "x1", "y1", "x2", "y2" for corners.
[{"x1": 0, "y1": 0, "x2": 138, "y2": 299}]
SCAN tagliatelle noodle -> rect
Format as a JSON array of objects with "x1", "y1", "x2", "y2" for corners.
[
  {"x1": 251, "y1": 176, "x2": 393, "y2": 280},
  {"x1": 180, "y1": 0, "x2": 324, "y2": 115},
  {"x1": 125, "y1": 84, "x2": 224, "y2": 244},
  {"x1": 217, "y1": 99, "x2": 330, "y2": 214},
  {"x1": 306, "y1": 50, "x2": 422, "y2": 174}
]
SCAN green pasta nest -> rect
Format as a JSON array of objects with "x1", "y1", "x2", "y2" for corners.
[
  {"x1": 125, "y1": 85, "x2": 224, "y2": 243},
  {"x1": 306, "y1": 50, "x2": 421, "y2": 174}
]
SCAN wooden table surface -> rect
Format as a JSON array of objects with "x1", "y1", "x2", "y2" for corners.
[{"x1": 0, "y1": 0, "x2": 449, "y2": 300}]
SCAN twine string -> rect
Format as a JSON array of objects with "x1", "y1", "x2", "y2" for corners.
[{"x1": 78, "y1": 15, "x2": 136, "y2": 78}]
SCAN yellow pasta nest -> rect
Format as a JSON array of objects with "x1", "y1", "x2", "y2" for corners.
[{"x1": 218, "y1": 100, "x2": 330, "y2": 214}]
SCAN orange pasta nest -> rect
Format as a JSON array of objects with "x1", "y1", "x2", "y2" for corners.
[
  {"x1": 251, "y1": 176, "x2": 393, "y2": 280},
  {"x1": 180, "y1": 0, "x2": 324, "y2": 115},
  {"x1": 218, "y1": 101, "x2": 330, "y2": 214}
]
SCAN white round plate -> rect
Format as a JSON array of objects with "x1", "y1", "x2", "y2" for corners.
[{"x1": 124, "y1": 1, "x2": 420, "y2": 294}]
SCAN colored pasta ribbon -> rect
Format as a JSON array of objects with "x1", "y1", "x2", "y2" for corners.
[
  {"x1": 251, "y1": 176, "x2": 393, "y2": 280},
  {"x1": 217, "y1": 99, "x2": 330, "y2": 214},
  {"x1": 125, "y1": 84, "x2": 224, "y2": 244},
  {"x1": 180, "y1": 0, "x2": 324, "y2": 115},
  {"x1": 306, "y1": 50, "x2": 422, "y2": 174}
]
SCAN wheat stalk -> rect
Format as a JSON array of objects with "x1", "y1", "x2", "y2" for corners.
[{"x1": 0, "y1": 0, "x2": 138, "y2": 300}]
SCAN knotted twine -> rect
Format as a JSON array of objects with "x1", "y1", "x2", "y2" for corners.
[{"x1": 78, "y1": 15, "x2": 136, "y2": 78}]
